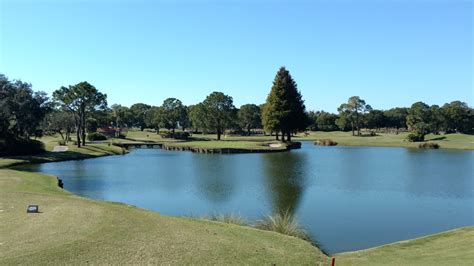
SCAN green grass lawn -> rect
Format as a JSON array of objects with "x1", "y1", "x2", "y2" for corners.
[
  {"x1": 126, "y1": 130, "x2": 185, "y2": 143},
  {"x1": 125, "y1": 130, "x2": 289, "y2": 151},
  {"x1": 0, "y1": 136, "x2": 126, "y2": 168},
  {"x1": 126, "y1": 129, "x2": 474, "y2": 150},
  {"x1": 296, "y1": 131, "x2": 474, "y2": 150},
  {"x1": 163, "y1": 140, "x2": 288, "y2": 151},
  {"x1": 0, "y1": 169, "x2": 328, "y2": 264},
  {"x1": 335, "y1": 227, "x2": 474, "y2": 265},
  {"x1": 1, "y1": 132, "x2": 472, "y2": 264}
]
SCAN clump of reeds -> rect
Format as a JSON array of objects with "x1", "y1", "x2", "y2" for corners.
[
  {"x1": 314, "y1": 139, "x2": 338, "y2": 146},
  {"x1": 418, "y1": 142, "x2": 440, "y2": 149},
  {"x1": 255, "y1": 211, "x2": 311, "y2": 241}
]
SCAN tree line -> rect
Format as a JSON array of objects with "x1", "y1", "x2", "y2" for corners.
[
  {"x1": 1, "y1": 68, "x2": 473, "y2": 154},
  {"x1": 309, "y1": 97, "x2": 473, "y2": 140}
]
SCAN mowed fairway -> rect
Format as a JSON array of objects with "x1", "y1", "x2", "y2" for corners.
[
  {"x1": 295, "y1": 131, "x2": 474, "y2": 150},
  {"x1": 0, "y1": 142, "x2": 125, "y2": 168},
  {"x1": 335, "y1": 227, "x2": 474, "y2": 265},
  {"x1": 0, "y1": 169, "x2": 328, "y2": 265},
  {"x1": 126, "y1": 130, "x2": 474, "y2": 150}
]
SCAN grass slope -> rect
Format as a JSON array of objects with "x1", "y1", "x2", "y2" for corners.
[
  {"x1": 0, "y1": 136, "x2": 126, "y2": 168},
  {"x1": 0, "y1": 169, "x2": 328, "y2": 265},
  {"x1": 335, "y1": 227, "x2": 474, "y2": 265}
]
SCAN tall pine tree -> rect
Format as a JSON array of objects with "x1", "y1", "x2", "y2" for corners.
[{"x1": 263, "y1": 67, "x2": 307, "y2": 142}]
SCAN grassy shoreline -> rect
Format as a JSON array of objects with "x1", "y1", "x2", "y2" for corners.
[
  {"x1": 295, "y1": 131, "x2": 474, "y2": 150},
  {"x1": 2, "y1": 130, "x2": 472, "y2": 169},
  {"x1": 0, "y1": 133, "x2": 473, "y2": 264},
  {"x1": 335, "y1": 227, "x2": 474, "y2": 265},
  {"x1": 0, "y1": 143, "x2": 126, "y2": 168},
  {"x1": 1, "y1": 167, "x2": 472, "y2": 264},
  {"x1": 0, "y1": 168, "x2": 328, "y2": 264},
  {"x1": 127, "y1": 130, "x2": 474, "y2": 150}
]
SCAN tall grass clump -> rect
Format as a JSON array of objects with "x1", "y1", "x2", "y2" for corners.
[
  {"x1": 419, "y1": 142, "x2": 440, "y2": 149},
  {"x1": 314, "y1": 139, "x2": 338, "y2": 146},
  {"x1": 255, "y1": 211, "x2": 311, "y2": 241},
  {"x1": 407, "y1": 132, "x2": 425, "y2": 142}
]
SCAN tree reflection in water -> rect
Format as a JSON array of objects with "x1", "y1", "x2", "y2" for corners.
[{"x1": 262, "y1": 151, "x2": 309, "y2": 215}]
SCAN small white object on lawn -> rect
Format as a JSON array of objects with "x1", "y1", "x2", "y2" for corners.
[{"x1": 52, "y1": 146, "x2": 69, "y2": 152}]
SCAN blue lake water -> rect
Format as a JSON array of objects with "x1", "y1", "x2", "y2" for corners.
[{"x1": 19, "y1": 142, "x2": 474, "y2": 253}]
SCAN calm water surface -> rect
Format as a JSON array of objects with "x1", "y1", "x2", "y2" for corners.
[{"x1": 20, "y1": 142, "x2": 474, "y2": 253}]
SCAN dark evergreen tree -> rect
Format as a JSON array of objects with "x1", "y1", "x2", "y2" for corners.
[{"x1": 263, "y1": 67, "x2": 307, "y2": 142}]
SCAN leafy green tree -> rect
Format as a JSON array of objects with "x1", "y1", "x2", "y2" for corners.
[
  {"x1": 180, "y1": 106, "x2": 190, "y2": 132},
  {"x1": 307, "y1": 111, "x2": 319, "y2": 131},
  {"x1": 263, "y1": 67, "x2": 307, "y2": 142},
  {"x1": 86, "y1": 117, "x2": 100, "y2": 133},
  {"x1": 308, "y1": 111, "x2": 338, "y2": 131},
  {"x1": 145, "y1": 106, "x2": 164, "y2": 133},
  {"x1": 53, "y1": 82, "x2": 107, "y2": 147},
  {"x1": 161, "y1": 98, "x2": 186, "y2": 134},
  {"x1": 0, "y1": 113, "x2": 9, "y2": 137},
  {"x1": 429, "y1": 105, "x2": 445, "y2": 135},
  {"x1": 111, "y1": 104, "x2": 132, "y2": 129},
  {"x1": 188, "y1": 103, "x2": 207, "y2": 133},
  {"x1": 442, "y1": 101, "x2": 473, "y2": 133},
  {"x1": 201, "y1": 92, "x2": 236, "y2": 140},
  {"x1": 335, "y1": 113, "x2": 351, "y2": 131},
  {"x1": 338, "y1": 96, "x2": 372, "y2": 136},
  {"x1": 0, "y1": 74, "x2": 51, "y2": 139},
  {"x1": 316, "y1": 111, "x2": 339, "y2": 131},
  {"x1": 384, "y1": 107, "x2": 408, "y2": 134},
  {"x1": 365, "y1": 109, "x2": 386, "y2": 131},
  {"x1": 42, "y1": 110, "x2": 75, "y2": 142},
  {"x1": 130, "y1": 103, "x2": 151, "y2": 131},
  {"x1": 406, "y1": 101, "x2": 431, "y2": 140},
  {"x1": 89, "y1": 109, "x2": 111, "y2": 130},
  {"x1": 238, "y1": 104, "x2": 262, "y2": 135}
]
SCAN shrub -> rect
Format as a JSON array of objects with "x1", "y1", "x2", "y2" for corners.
[
  {"x1": 407, "y1": 132, "x2": 425, "y2": 142},
  {"x1": 419, "y1": 142, "x2": 440, "y2": 149},
  {"x1": 160, "y1": 132, "x2": 189, "y2": 140},
  {"x1": 255, "y1": 211, "x2": 311, "y2": 241},
  {"x1": 0, "y1": 137, "x2": 45, "y2": 156},
  {"x1": 57, "y1": 140, "x2": 67, "y2": 146},
  {"x1": 314, "y1": 139, "x2": 338, "y2": 146},
  {"x1": 86, "y1": 118, "x2": 99, "y2": 133},
  {"x1": 34, "y1": 129, "x2": 44, "y2": 139},
  {"x1": 87, "y1": 132, "x2": 107, "y2": 141}
]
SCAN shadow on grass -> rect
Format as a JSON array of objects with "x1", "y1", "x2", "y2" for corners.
[
  {"x1": 357, "y1": 133, "x2": 379, "y2": 137},
  {"x1": 187, "y1": 137, "x2": 212, "y2": 142},
  {"x1": 427, "y1": 136, "x2": 447, "y2": 141}
]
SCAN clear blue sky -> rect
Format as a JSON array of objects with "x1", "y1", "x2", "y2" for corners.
[{"x1": 1, "y1": 0, "x2": 472, "y2": 112}]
